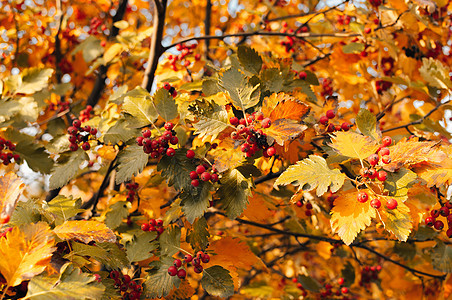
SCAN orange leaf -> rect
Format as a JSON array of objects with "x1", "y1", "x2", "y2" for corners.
[
  {"x1": 0, "y1": 172, "x2": 25, "y2": 220},
  {"x1": 208, "y1": 237, "x2": 262, "y2": 271},
  {"x1": 0, "y1": 222, "x2": 55, "y2": 286},
  {"x1": 243, "y1": 194, "x2": 273, "y2": 223},
  {"x1": 53, "y1": 220, "x2": 116, "y2": 243},
  {"x1": 261, "y1": 93, "x2": 311, "y2": 123},
  {"x1": 264, "y1": 119, "x2": 307, "y2": 146},
  {"x1": 165, "y1": 278, "x2": 195, "y2": 300}
]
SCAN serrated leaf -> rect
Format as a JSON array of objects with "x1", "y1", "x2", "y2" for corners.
[
  {"x1": 378, "y1": 197, "x2": 412, "y2": 241},
  {"x1": 71, "y1": 36, "x2": 103, "y2": 63},
  {"x1": 329, "y1": 131, "x2": 380, "y2": 161},
  {"x1": 419, "y1": 57, "x2": 452, "y2": 89},
  {"x1": 0, "y1": 222, "x2": 55, "y2": 286},
  {"x1": 297, "y1": 275, "x2": 322, "y2": 292},
  {"x1": 0, "y1": 100, "x2": 20, "y2": 122},
  {"x1": 330, "y1": 191, "x2": 376, "y2": 245},
  {"x1": 103, "y1": 118, "x2": 140, "y2": 144},
  {"x1": 268, "y1": 97, "x2": 310, "y2": 122},
  {"x1": 125, "y1": 231, "x2": 158, "y2": 262},
  {"x1": 291, "y1": 79, "x2": 317, "y2": 103},
  {"x1": 180, "y1": 185, "x2": 211, "y2": 224},
  {"x1": 275, "y1": 155, "x2": 346, "y2": 197},
  {"x1": 144, "y1": 256, "x2": 181, "y2": 298},
  {"x1": 218, "y1": 68, "x2": 260, "y2": 111},
  {"x1": 159, "y1": 225, "x2": 181, "y2": 257},
  {"x1": 202, "y1": 79, "x2": 221, "y2": 96},
  {"x1": 53, "y1": 220, "x2": 116, "y2": 243},
  {"x1": 342, "y1": 42, "x2": 365, "y2": 54},
  {"x1": 49, "y1": 149, "x2": 89, "y2": 189},
  {"x1": 237, "y1": 45, "x2": 262, "y2": 75},
  {"x1": 384, "y1": 168, "x2": 417, "y2": 199},
  {"x1": 46, "y1": 196, "x2": 84, "y2": 225},
  {"x1": 105, "y1": 201, "x2": 131, "y2": 229},
  {"x1": 431, "y1": 242, "x2": 452, "y2": 273},
  {"x1": 217, "y1": 169, "x2": 252, "y2": 219},
  {"x1": 68, "y1": 242, "x2": 129, "y2": 270},
  {"x1": 122, "y1": 87, "x2": 158, "y2": 128},
  {"x1": 115, "y1": 144, "x2": 149, "y2": 184},
  {"x1": 157, "y1": 148, "x2": 196, "y2": 190},
  {"x1": 165, "y1": 279, "x2": 195, "y2": 300},
  {"x1": 153, "y1": 88, "x2": 178, "y2": 121},
  {"x1": 16, "y1": 68, "x2": 53, "y2": 94},
  {"x1": 187, "y1": 217, "x2": 210, "y2": 252},
  {"x1": 264, "y1": 119, "x2": 307, "y2": 146},
  {"x1": 192, "y1": 102, "x2": 229, "y2": 143},
  {"x1": 26, "y1": 264, "x2": 105, "y2": 300},
  {"x1": 201, "y1": 266, "x2": 234, "y2": 298},
  {"x1": 355, "y1": 109, "x2": 381, "y2": 140},
  {"x1": 0, "y1": 172, "x2": 24, "y2": 220}
]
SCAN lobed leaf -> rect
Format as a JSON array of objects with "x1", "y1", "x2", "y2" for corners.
[
  {"x1": 329, "y1": 131, "x2": 380, "y2": 162},
  {"x1": 216, "y1": 169, "x2": 252, "y2": 219},
  {"x1": 115, "y1": 144, "x2": 149, "y2": 184},
  {"x1": 355, "y1": 108, "x2": 381, "y2": 140},
  {"x1": 201, "y1": 266, "x2": 234, "y2": 298},
  {"x1": 49, "y1": 149, "x2": 89, "y2": 189},
  {"x1": 53, "y1": 220, "x2": 117, "y2": 243}
]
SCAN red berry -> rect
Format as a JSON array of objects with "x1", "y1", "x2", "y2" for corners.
[
  {"x1": 367, "y1": 168, "x2": 377, "y2": 179},
  {"x1": 357, "y1": 191, "x2": 369, "y2": 203},
  {"x1": 341, "y1": 287, "x2": 349, "y2": 294},
  {"x1": 425, "y1": 216, "x2": 434, "y2": 226},
  {"x1": 236, "y1": 124, "x2": 246, "y2": 134},
  {"x1": 446, "y1": 202, "x2": 452, "y2": 209},
  {"x1": 266, "y1": 147, "x2": 276, "y2": 157},
  {"x1": 72, "y1": 119, "x2": 81, "y2": 128},
  {"x1": 136, "y1": 136, "x2": 144, "y2": 146},
  {"x1": 370, "y1": 199, "x2": 381, "y2": 209},
  {"x1": 319, "y1": 116, "x2": 329, "y2": 125},
  {"x1": 201, "y1": 254, "x2": 210, "y2": 263},
  {"x1": 156, "y1": 226, "x2": 164, "y2": 234},
  {"x1": 379, "y1": 147, "x2": 390, "y2": 156},
  {"x1": 174, "y1": 259, "x2": 182, "y2": 268},
  {"x1": 261, "y1": 118, "x2": 272, "y2": 128},
  {"x1": 184, "y1": 254, "x2": 193, "y2": 263},
  {"x1": 123, "y1": 275, "x2": 131, "y2": 283},
  {"x1": 229, "y1": 117, "x2": 239, "y2": 126},
  {"x1": 368, "y1": 154, "x2": 379, "y2": 166},
  {"x1": 67, "y1": 126, "x2": 78, "y2": 135},
  {"x1": 196, "y1": 165, "x2": 206, "y2": 174},
  {"x1": 191, "y1": 179, "x2": 200, "y2": 187},
  {"x1": 327, "y1": 123, "x2": 335, "y2": 132},
  {"x1": 143, "y1": 130, "x2": 152, "y2": 138},
  {"x1": 231, "y1": 131, "x2": 239, "y2": 139},
  {"x1": 255, "y1": 112, "x2": 264, "y2": 121},
  {"x1": 83, "y1": 125, "x2": 91, "y2": 133},
  {"x1": 376, "y1": 170, "x2": 387, "y2": 181},
  {"x1": 194, "y1": 265, "x2": 203, "y2": 273},
  {"x1": 177, "y1": 269, "x2": 186, "y2": 279},
  {"x1": 186, "y1": 150, "x2": 196, "y2": 159},
  {"x1": 305, "y1": 203, "x2": 313, "y2": 210},
  {"x1": 326, "y1": 110, "x2": 336, "y2": 119},
  {"x1": 151, "y1": 151, "x2": 159, "y2": 159},
  {"x1": 241, "y1": 143, "x2": 250, "y2": 153},
  {"x1": 200, "y1": 172, "x2": 211, "y2": 181},
  {"x1": 69, "y1": 143, "x2": 78, "y2": 151},
  {"x1": 298, "y1": 71, "x2": 307, "y2": 80},
  {"x1": 110, "y1": 270, "x2": 120, "y2": 279},
  {"x1": 431, "y1": 209, "x2": 440, "y2": 218},
  {"x1": 239, "y1": 118, "x2": 247, "y2": 126},
  {"x1": 434, "y1": 220, "x2": 444, "y2": 230},
  {"x1": 440, "y1": 206, "x2": 450, "y2": 217},
  {"x1": 447, "y1": 228, "x2": 452, "y2": 238},
  {"x1": 386, "y1": 198, "x2": 398, "y2": 210},
  {"x1": 341, "y1": 122, "x2": 350, "y2": 131},
  {"x1": 68, "y1": 135, "x2": 77, "y2": 143},
  {"x1": 90, "y1": 128, "x2": 97, "y2": 135},
  {"x1": 164, "y1": 122, "x2": 174, "y2": 130},
  {"x1": 163, "y1": 131, "x2": 172, "y2": 140},
  {"x1": 338, "y1": 277, "x2": 345, "y2": 285},
  {"x1": 210, "y1": 173, "x2": 219, "y2": 182},
  {"x1": 381, "y1": 155, "x2": 391, "y2": 164},
  {"x1": 168, "y1": 266, "x2": 177, "y2": 276},
  {"x1": 382, "y1": 136, "x2": 392, "y2": 147},
  {"x1": 189, "y1": 171, "x2": 198, "y2": 180},
  {"x1": 156, "y1": 219, "x2": 163, "y2": 226},
  {"x1": 296, "y1": 201, "x2": 303, "y2": 207},
  {"x1": 169, "y1": 136, "x2": 178, "y2": 145},
  {"x1": 141, "y1": 223, "x2": 150, "y2": 231}
]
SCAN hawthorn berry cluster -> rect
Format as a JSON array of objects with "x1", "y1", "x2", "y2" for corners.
[
  {"x1": 295, "y1": 200, "x2": 314, "y2": 217},
  {"x1": 67, "y1": 119, "x2": 98, "y2": 152},
  {"x1": 368, "y1": 0, "x2": 382, "y2": 7},
  {"x1": 136, "y1": 122, "x2": 178, "y2": 157},
  {"x1": 109, "y1": 271, "x2": 142, "y2": 300},
  {"x1": 291, "y1": 277, "x2": 308, "y2": 297},
  {"x1": 125, "y1": 182, "x2": 139, "y2": 202},
  {"x1": 336, "y1": 15, "x2": 352, "y2": 25},
  {"x1": 0, "y1": 138, "x2": 19, "y2": 166},
  {"x1": 360, "y1": 136, "x2": 392, "y2": 180},
  {"x1": 167, "y1": 43, "x2": 199, "y2": 71},
  {"x1": 376, "y1": 80, "x2": 392, "y2": 94},
  {"x1": 425, "y1": 202, "x2": 452, "y2": 237},
  {"x1": 79, "y1": 105, "x2": 93, "y2": 122},
  {"x1": 162, "y1": 82, "x2": 178, "y2": 98},
  {"x1": 319, "y1": 110, "x2": 351, "y2": 133},
  {"x1": 49, "y1": 100, "x2": 70, "y2": 112},
  {"x1": 229, "y1": 113, "x2": 276, "y2": 158},
  {"x1": 279, "y1": 22, "x2": 309, "y2": 53},
  {"x1": 359, "y1": 265, "x2": 382, "y2": 287},
  {"x1": 187, "y1": 152, "x2": 219, "y2": 187},
  {"x1": 167, "y1": 251, "x2": 210, "y2": 279},
  {"x1": 88, "y1": 17, "x2": 106, "y2": 35},
  {"x1": 140, "y1": 218, "x2": 164, "y2": 235},
  {"x1": 320, "y1": 78, "x2": 334, "y2": 98},
  {"x1": 319, "y1": 279, "x2": 350, "y2": 299}
]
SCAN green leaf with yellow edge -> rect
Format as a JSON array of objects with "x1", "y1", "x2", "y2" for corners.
[
  {"x1": 330, "y1": 190, "x2": 376, "y2": 245},
  {"x1": 201, "y1": 265, "x2": 234, "y2": 298},
  {"x1": 180, "y1": 184, "x2": 212, "y2": 224},
  {"x1": 419, "y1": 57, "x2": 452, "y2": 90},
  {"x1": 122, "y1": 87, "x2": 158, "y2": 128},
  {"x1": 431, "y1": 241, "x2": 452, "y2": 273},
  {"x1": 144, "y1": 256, "x2": 181, "y2": 298},
  {"x1": 105, "y1": 201, "x2": 131, "y2": 229},
  {"x1": 237, "y1": 45, "x2": 262, "y2": 75},
  {"x1": 46, "y1": 196, "x2": 84, "y2": 225},
  {"x1": 158, "y1": 148, "x2": 197, "y2": 190},
  {"x1": 191, "y1": 101, "x2": 229, "y2": 143},
  {"x1": 187, "y1": 217, "x2": 210, "y2": 252},
  {"x1": 355, "y1": 109, "x2": 381, "y2": 140},
  {"x1": 378, "y1": 197, "x2": 412, "y2": 242},
  {"x1": 115, "y1": 144, "x2": 149, "y2": 184},
  {"x1": 16, "y1": 68, "x2": 53, "y2": 94},
  {"x1": 70, "y1": 36, "x2": 103, "y2": 63},
  {"x1": 49, "y1": 149, "x2": 89, "y2": 189},
  {"x1": 26, "y1": 264, "x2": 105, "y2": 300},
  {"x1": 103, "y1": 118, "x2": 140, "y2": 145},
  {"x1": 275, "y1": 155, "x2": 346, "y2": 197},
  {"x1": 0, "y1": 222, "x2": 55, "y2": 286},
  {"x1": 153, "y1": 88, "x2": 178, "y2": 121},
  {"x1": 218, "y1": 68, "x2": 260, "y2": 111},
  {"x1": 384, "y1": 168, "x2": 417, "y2": 199},
  {"x1": 67, "y1": 242, "x2": 129, "y2": 270},
  {"x1": 159, "y1": 225, "x2": 181, "y2": 257},
  {"x1": 53, "y1": 220, "x2": 117, "y2": 243},
  {"x1": 329, "y1": 131, "x2": 380, "y2": 161}
]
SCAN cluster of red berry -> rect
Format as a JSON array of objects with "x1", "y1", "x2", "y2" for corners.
[
  {"x1": 357, "y1": 191, "x2": 398, "y2": 210},
  {"x1": 167, "y1": 43, "x2": 199, "y2": 71},
  {"x1": 125, "y1": 182, "x2": 139, "y2": 202},
  {"x1": 49, "y1": 100, "x2": 70, "y2": 112},
  {"x1": 425, "y1": 202, "x2": 452, "y2": 237},
  {"x1": 140, "y1": 218, "x2": 164, "y2": 235},
  {"x1": 229, "y1": 113, "x2": 276, "y2": 158},
  {"x1": 337, "y1": 15, "x2": 352, "y2": 25},
  {"x1": 360, "y1": 136, "x2": 392, "y2": 181},
  {"x1": 79, "y1": 105, "x2": 93, "y2": 122},
  {"x1": 359, "y1": 265, "x2": 382, "y2": 287},
  {"x1": 187, "y1": 154, "x2": 219, "y2": 187},
  {"x1": 291, "y1": 277, "x2": 308, "y2": 297},
  {"x1": 58, "y1": 58, "x2": 73, "y2": 74},
  {"x1": 162, "y1": 82, "x2": 178, "y2": 98},
  {"x1": 368, "y1": 0, "x2": 382, "y2": 7},
  {"x1": 320, "y1": 78, "x2": 334, "y2": 98},
  {"x1": 136, "y1": 123, "x2": 178, "y2": 157},
  {"x1": 0, "y1": 138, "x2": 19, "y2": 166},
  {"x1": 168, "y1": 251, "x2": 210, "y2": 279},
  {"x1": 295, "y1": 200, "x2": 314, "y2": 217},
  {"x1": 109, "y1": 271, "x2": 142, "y2": 300},
  {"x1": 319, "y1": 110, "x2": 351, "y2": 133},
  {"x1": 375, "y1": 80, "x2": 392, "y2": 94},
  {"x1": 88, "y1": 17, "x2": 106, "y2": 35},
  {"x1": 319, "y1": 279, "x2": 350, "y2": 299},
  {"x1": 67, "y1": 119, "x2": 98, "y2": 151}
]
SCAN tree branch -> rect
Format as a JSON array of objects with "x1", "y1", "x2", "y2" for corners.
[
  {"x1": 204, "y1": 0, "x2": 212, "y2": 57},
  {"x1": 54, "y1": 0, "x2": 64, "y2": 83}
]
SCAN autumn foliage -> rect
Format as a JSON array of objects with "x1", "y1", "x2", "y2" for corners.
[{"x1": 1, "y1": 0, "x2": 452, "y2": 299}]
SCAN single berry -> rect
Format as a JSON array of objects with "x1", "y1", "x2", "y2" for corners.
[
  {"x1": 368, "y1": 154, "x2": 379, "y2": 166},
  {"x1": 90, "y1": 128, "x2": 97, "y2": 135},
  {"x1": 83, "y1": 125, "x2": 91, "y2": 133},
  {"x1": 170, "y1": 136, "x2": 178, "y2": 145},
  {"x1": 425, "y1": 216, "x2": 434, "y2": 226},
  {"x1": 177, "y1": 269, "x2": 186, "y2": 279},
  {"x1": 69, "y1": 143, "x2": 78, "y2": 151},
  {"x1": 141, "y1": 223, "x2": 150, "y2": 231},
  {"x1": 434, "y1": 220, "x2": 444, "y2": 230},
  {"x1": 194, "y1": 265, "x2": 203, "y2": 273},
  {"x1": 377, "y1": 170, "x2": 387, "y2": 181},
  {"x1": 229, "y1": 117, "x2": 239, "y2": 126},
  {"x1": 266, "y1": 147, "x2": 276, "y2": 157},
  {"x1": 166, "y1": 148, "x2": 176, "y2": 157},
  {"x1": 261, "y1": 118, "x2": 272, "y2": 128},
  {"x1": 189, "y1": 171, "x2": 198, "y2": 180},
  {"x1": 446, "y1": 202, "x2": 452, "y2": 209},
  {"x1": 136, "y1": 136, "x2": 144, "y2": 146},
  {"x1": 357, "y1": 191, "x2": 369, "y2": 203},
  {"x1": 327, "y1": 123, "x2": 335, "y2": 132},
  {"x1": 296, "y1": 201, "x2": 303, "y2": 207},
  {"x1": 163, "y1": 131, "x2": 172, "y2": 140},
  {"x1": 123, "y1": 275, "x2": 131, "y2": 283},
  {"x1": 341, "y1": 287, "x2": 349, "y2": 294},
  {"x1": 201, "y1": 253, "x2": 210, "y2": 263},
  {"x1": 156, "y1": 219, "x2": 163, "y2": 226},
  {"x1": 174, "y1": 259, "x2": 182, "y2": 268},
  {"x1": 196, "y1": 165, "x2": 206, "y2": 174},
  {"x1": 193, "y1": 258, "x2": 201, "y2": 266},
  {"x1": 326, "y1": 110, "x2": 336, "y2": 119},
  {"x1": 69, "y1": 135, "x2": 77, "y2": 143},
  {"x1": 186, "y1": 150, "x2": 195, "y2": 159},
  {"x1": 305, "y1": 203, "x2": 313, "y2": 210},
  {"x1": 292, "y1": 277, "x2": 298, "y2": 283},
  {"x1": 237, "y1": 124, "x2": 246, "y2": 134},
  {"x1": 338, "y1": 277, "x2": 345, "y2": 285},
  {"x1": 341, "y1": 122, "x2": 350, "y2": 131},
  {"x1": 72, "y1": 119, "x2": 81, "y2": 128},
  {"x1": 164, "y1": 122, "x2": 174, "y2": 130},
  {"x1": 367, "y1": 168, "x2": 377, "y2": 179},
  {"x1": 440, "y1": 206, "x2": 450, "y2": 217},
  {"x1": 255, "y1": 112, "x2": 264, "y2": 121},
  {"x1": 231, "y1": 131, "x2": 239, "y2": 139},
  {"x1": 168, "y1": 266, "x2": 178, "y2": 276},
  {"x1": 381, "y1": 155, "x2": 391, "y2": 164},
  {"x1": 447, "y1": 228, "x2": 452, "y2": 238},
  {"x1": 360, "y1": 167, "x2": 369, "y2": 178},
  {"x1": 241, "y1": 143, "x2": 250, "y2": 153},
  {"x1": 67, "y1": 126, "x2": 78, "y2": 135},
  {"x1": 382, "y1": 136, "x2": 392, "y2": 147},
  {"x1": 200, "y1": 172, "x2": 211, "y2": 181},
  {"x1": 184, "y1": 254, "x2": 193, "y2": 263},
  {"x1": 386, "y1": 198, "x2": 398, "y2": 210},
  {"x1": 191, "y1": 179, "x2": 200, "y2": 187},
  {"x1": 143, "y1": 130, "x2": 152, "y2": 138},
  {"x1": 431, "y1": 209, "x2": 440, "y2": 218},
  {"x1": 239, "y1": 118, "x2": 247, "y2": 125},
  {"x1": 370, "y1": 199, "x2": 381, "y2": 209},
  {"x1": 319, "y1": 116, "x2": 329, "y2": 125},
  {"x1": 379, "y1": 147, "x2": 390, "y2": 156},
  {"x1": 211, "y1": 173, "x2": 219, "y2": 182}
]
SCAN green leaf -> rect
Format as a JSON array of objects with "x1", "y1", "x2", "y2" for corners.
[
  {"x1": 275, "y1": 155, "x2": 346, "y2": 197},
  {"x1": 180, "y1": 80, "x2": 203, "y2": 91},
  {"x1": 296, "y1": 275, "x2": 322, "y2": 292},
  {"x1": 71, "y1": 36, "x2": 103, "y2": 63},
  {"x1": 153, "y1": 88, "x2": 178, "y2": 121},
  {"x1": 122, "y1": 87, "x2": 158, "y2": 128},
  {"x1": 157, "y1": 148, "x2": 197, "y2": 190},
  {"x1": 379, "y1": 200, "x2": 412, "y2": 242},
  {"x1": 291, "y1": 79, "x2": 317, "y2": 103},
  {"x1": 419, "y1": 57, "x2": 452, "y2": 90},
  {"x1": 125, "y1": 231, "x2": 158, "y2": 262},
  {"x1": 26, "y1": 264, "x2": 105, "y2": 300},
  {"x1": 431, "y1": 241, "x2": 452, "y2": 273},
  {"x1": 181, "y1": 184, "x2": 212, "y2": 224},
  {"x1": 217, "y1": 169, "x2": 252, "y2": 219},
  {"x1": 218, "y1": 68, "x2": 260, "y2": 111},
  {"x1": 342, "y1": 42, "x2": 365, "y2": 54},
  {"x1": 49, "y1": 149, "x2": 89, "y2": 189},
  {"x1": 384, "y1": 168, "x2": 417, "y2": 199},
  {"x1": 202, "y1": 79, "x2": 221, "y2": 96},
  {"x1": 187, "y1": 217, "x2": 210, "y2": 252},
  {"x1": 201, "y1": 266, "x2": 234, "y2": 298},
  {"x1": 103, "y1": 118, "x2": 140, "y2": 145},
  {"x1": 159, "y1": 225, "x2": 181, "y2": 257},
  {"x1": 340, "y1": 262, "x2": 356, "y2": 287},
  {"x1": 16, "y1": 68, "x2": 53, "y2": 94},
  {"x1": 105, "y1": 201, "x2": 131, "y2": 229},
  {"x1": 393, "y1": 242, "x2": 416, "y2": 260},
  {"x1": 67, "y1": 242, "x2": 129, "y2": 270},
  {"x1": 237, "y1": 45, "x2": 262, "y2": 75},
  {"x1": 144, "y1": 256, "x2": 181, "y2": 298},
  {"x1": 10, "y1": 199, "x2": 43, "y2": 226},
  {"x1": 356, "y1": 109, "x2": 381, "y2": 140},
  {"x1": 0, "y1": 100, "x2": 20, "y2": 122},
  {"x1": 115, "y1": 144, "x2": 149, "y2": 184},
  {"x1": 191, "y1": 101, "x2": 229, "y2": 143},
  {"x1": 46, "y1": 196, "x2": 84, "y2": 225}
]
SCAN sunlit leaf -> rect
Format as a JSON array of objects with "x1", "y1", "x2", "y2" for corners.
[
  {"x1": 53, "y1": 220, "x2": 117, "y2": 243},
  {"x1": 329, "y1": 131, "x2": 380, "y2": 161},
  {"x1": 201, "y1": 266, "x2": 234, "y2": 298}
]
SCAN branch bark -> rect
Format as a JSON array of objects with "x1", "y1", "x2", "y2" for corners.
[{"x1": 204, "y1": 0, "x2": 212, "y2": 57}]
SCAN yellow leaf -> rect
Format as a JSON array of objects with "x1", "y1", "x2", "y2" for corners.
[
  {"x1": 264, "y1": 119, "x2": 307, "y2": 146},
  {"x1": 262, "y1": 92, "x2": 310, "y2": 122},
  {"x1": 275, "y1": 155, "x2": 346, "y2": 197},
  {"x1": 165, "y1": 278, "x2": 195, "y2": 300},
  {"x1": 53, "y1": 220, "x2": 116, "y2": 243},
  {"x1": 378, "y1": 197, "x2": 412, "y2": 241},
  {"x1": 0, "y1": 172, "x2": 24, "y2": 220},
  {"x1": 330, "y1": 190, "x2": 376, "y2": 245},
  {"x1": 103, "y1": 43, "x2": 123, "y2": 64},
  {"x1": 0, "y1": 222, "x2": 55, "y2": 286},
  {"x1": 416, "y1": 157, "x2": 452, "y2": 187},
  {"x1": 329, "y1": 131, "x2": 380, "y2": 161}
]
